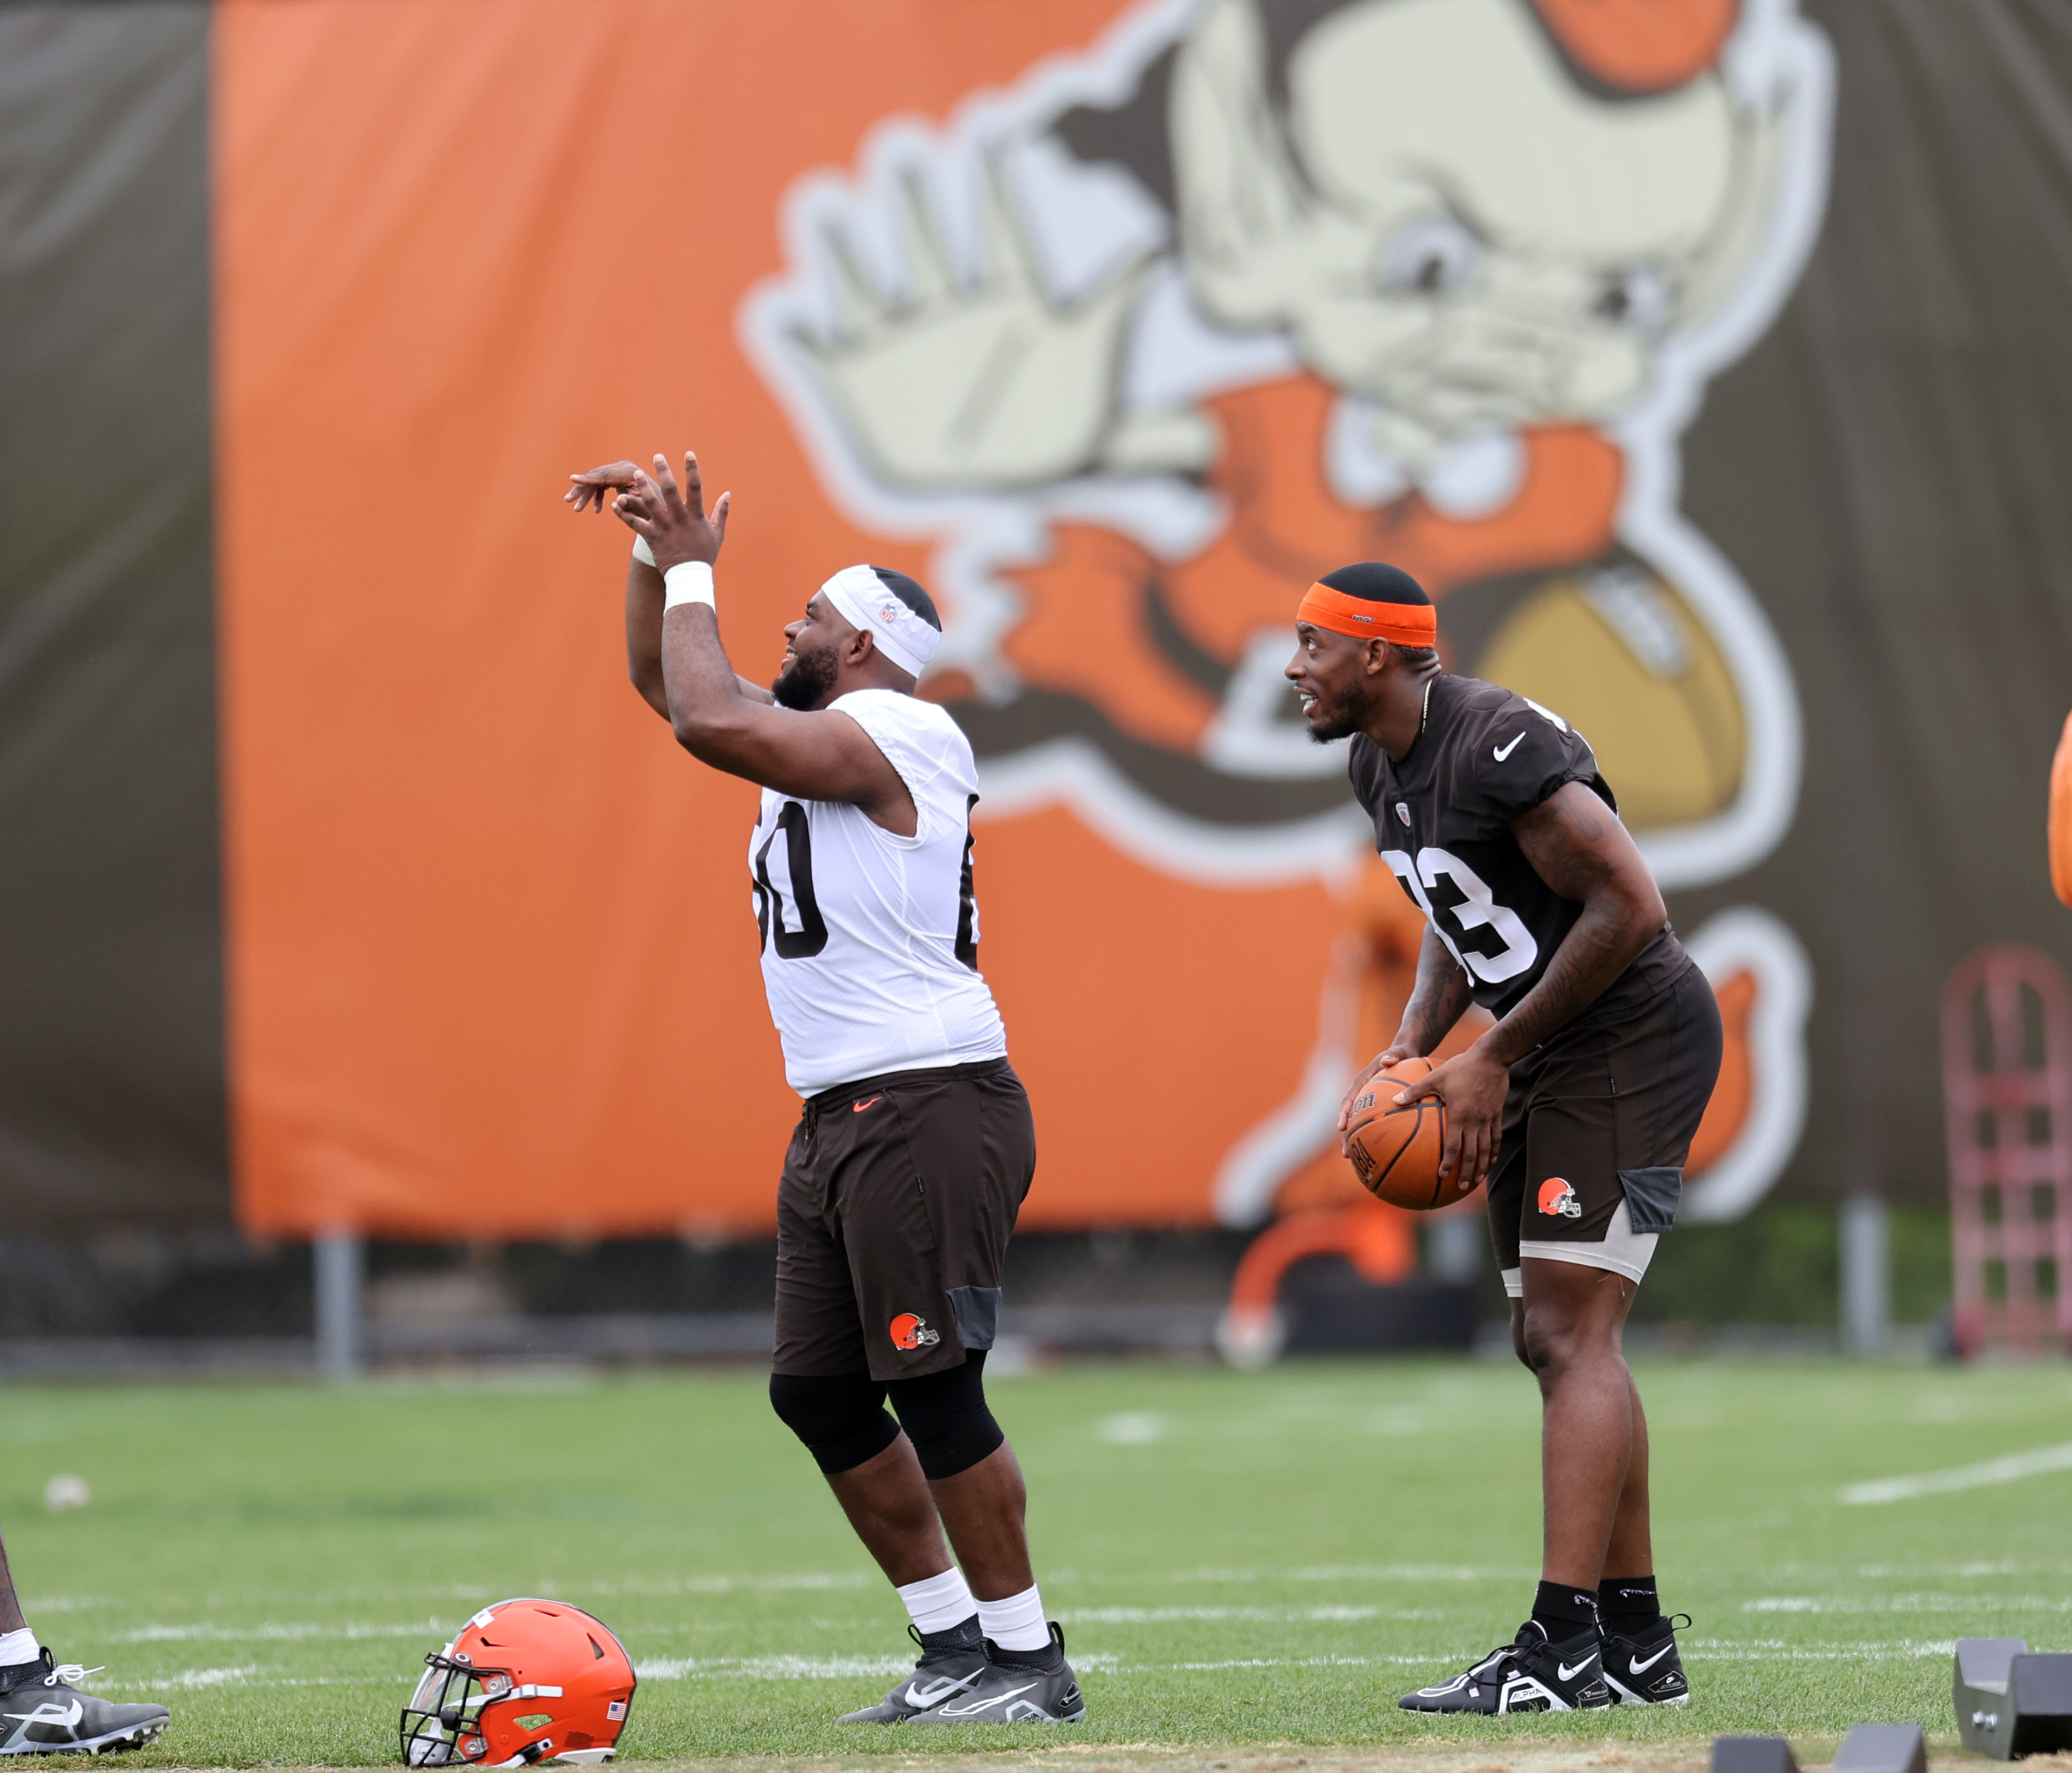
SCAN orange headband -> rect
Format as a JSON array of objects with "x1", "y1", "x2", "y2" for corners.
[{"x1": 1298, "y1": 583, "x2": 1438, "y2": 646}]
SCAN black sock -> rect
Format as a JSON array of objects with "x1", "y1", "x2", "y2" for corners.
[
  {"x1": 919, "y1": 1614, "x2": 982, "y2": 1654},
  {"x1": 1531, "y1": 1580, "x2": 1600, "y2": 1640},
  {"x1": 989, "y1": 1631, "x2": 1064, "y2": 1674},
  {"x1": 1598, "y1": 1575, "x2": 1665, "y2": 1638}
]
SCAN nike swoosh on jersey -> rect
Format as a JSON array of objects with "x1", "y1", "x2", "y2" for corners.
[
  {"x1": 1494, "y1": 733, "x2": 1525, "y2": 761},
  {"x1": 1556, "y1": 1658, "x2": 1597, "y2": 1681},
  {"x1": 1629, "y1": 1643, "x2": 1675, "y2": 1673},
  {"x1": 853, "y1": 1097, "x2": 881, "y2": 1112}
]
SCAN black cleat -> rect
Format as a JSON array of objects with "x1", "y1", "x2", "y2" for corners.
[
  {"x1": 1600, "y1": 1613, "x2": 1692, "y2": 1706},
  {"x1": 908, "y1": 1624, "x2": 1084, "y2": 1724},
  {"x1": 0, "y1": 1651, "x2": 170, "y2": 1756},
  {"x1": 837, "y1": 1626, "x2": 992, "y2": 1724},
  {"x1": 1398, "y1": 1621, "x2": 1613, "y2": 1715}
]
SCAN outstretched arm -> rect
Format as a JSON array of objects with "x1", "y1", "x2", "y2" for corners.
[
  {"x1": 613, "y1": 454, "x2": 912, "y2": 830},
  {"x1": 567, "y1": 461, "x2": 773, "y2": 715},
  {"x1": 623, "y1": 552, "x2": 670, "y2": 720},
  {"x1": 1398, "y1": 781, "x2": 1668, "y2": 1191}
]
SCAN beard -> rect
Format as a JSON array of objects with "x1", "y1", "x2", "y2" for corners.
[
  {"x1": 772, "y1": 646, "x2": 839, "y2": 711},
  {"x1": 1304, "y1": 686, "x2": 1364, "y2": 744}
]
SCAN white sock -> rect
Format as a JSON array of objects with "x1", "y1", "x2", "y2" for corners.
[
  {"x1": 0, "y1": 1628, "x2": 37, "y2": 1669},
  {"x1": 976, "y1": 1582, "x2": 1050, "y2": 1653},
  {"x1": 896, "y1": 1567, "x2": 977, "y2": 1637}
]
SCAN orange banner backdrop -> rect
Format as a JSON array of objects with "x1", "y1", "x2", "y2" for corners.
[{"x1": 215, "y1": 0, "x2": 1338, "y2": 1238}]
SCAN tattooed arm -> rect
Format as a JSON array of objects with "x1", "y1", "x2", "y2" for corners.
[
  {"x1": 1336, "y1": 924, "x2": 1474, "y2": 1144},
  {"x1": 1396, "y1": 924, "x2": 1478, "y2": 1057},
  {"x1": 1398, "y1": 780, "x2": 1668, "y2": 1189},
  {"x1": 1482, "y1": 780, "x2": 1668, "y2": 1063}
]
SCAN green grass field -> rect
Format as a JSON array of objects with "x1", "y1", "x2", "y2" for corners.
[{"x1": 1, "y1": 1357, "x2": 2068, "y2": 1767}]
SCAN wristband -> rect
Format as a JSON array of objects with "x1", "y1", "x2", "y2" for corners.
[
  {"x1": 663, "y1": 560, "x2": 716, "y2": 612},
  {"x1": 631, "y1": 533, "x2": 656, "y2": 567}
]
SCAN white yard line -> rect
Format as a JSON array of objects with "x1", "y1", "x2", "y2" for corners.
[
  {"x1": 111, "y1": 1621, "x2": 446, "y2": 1643},
  {"x1": 139, "y1": 1666, "x2": 261, "y2": 1691},
  {"x1": 1840, "y1": 1439, "x2": 2072, "y2": 1504},
  {"x1": 1744, "y1": 1594, "x2": 2072, "y2": 1614}
]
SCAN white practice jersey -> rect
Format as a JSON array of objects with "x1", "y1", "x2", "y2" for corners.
[{"x1": 749, "y1": 689, "x2": 1008, "y2": 1095}]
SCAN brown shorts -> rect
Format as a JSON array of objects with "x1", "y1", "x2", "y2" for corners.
[
  {"x1": 1485, "y1": 959, "x2": 1722, "y2": 1281},
  {"x1": 773, "y1": 1058, "x2": 1035, "y2": 1381}
]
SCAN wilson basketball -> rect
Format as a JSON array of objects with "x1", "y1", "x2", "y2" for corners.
[{"x1": 1344, "y1": 1058, "x2": 1467, "y2": 1211}]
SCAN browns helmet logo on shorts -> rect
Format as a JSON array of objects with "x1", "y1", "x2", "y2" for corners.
[
  {"x1": 889, "y1": 1312, "x2": 941, "y2": 1350},
  {"x1": 1538, "y1": 1177, "x2": 1583, "y2": 1219}
]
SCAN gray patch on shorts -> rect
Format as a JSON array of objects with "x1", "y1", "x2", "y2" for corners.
[
  {"x1": 946, "y1": 1284, "x2": 1001, "y2": 1350},
  {"x1": 1618, "y1": 1166, "x2": 1683, "y2": 1235}
]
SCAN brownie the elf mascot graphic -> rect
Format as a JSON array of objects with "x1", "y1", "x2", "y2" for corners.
[{"x1": 746, "y1": 0, "x2": 1827, "y2": 1234}]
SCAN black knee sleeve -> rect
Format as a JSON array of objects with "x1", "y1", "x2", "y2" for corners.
[
  {"x1": 885, "y1": 1350, "x2": 1004, "y2": 1481},
  {"x1": 769, "y1": 1372, "x2": 900, "y2": 1475}
]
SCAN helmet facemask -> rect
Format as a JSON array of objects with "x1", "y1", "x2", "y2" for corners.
[{"x1": 401, "y1": 1654, "x2": 534, "y2": 1767}]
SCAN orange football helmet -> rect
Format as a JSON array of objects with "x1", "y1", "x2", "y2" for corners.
[{"x1": 402, "y1": 1599, "x2": 635, "y2": 1767}]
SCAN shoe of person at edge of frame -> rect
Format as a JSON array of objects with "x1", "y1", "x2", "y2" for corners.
[
  {"x1": 0, "y1": 1650, "x2": 171, "y2": 1755},
  {"x1": 906, "y1": 1624, "x2": 1084, "y2": 1723},
  {"x1": 1397, "y1": 1619, "x2": 1613, "y2": 1714},
  {"x1": 836, "y1": 1625, "x2": 992, "y2": 1724},
  {"x1": 1599, "y1": 1613, "x2": 1693, "y2": 1706}
]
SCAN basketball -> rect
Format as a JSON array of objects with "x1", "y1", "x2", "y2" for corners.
[{"x1": 1344, "y1": 1058, "x2": 1469, "y2": 1211}]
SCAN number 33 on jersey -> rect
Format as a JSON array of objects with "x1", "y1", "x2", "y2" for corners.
[
  {"x1": 1351, "y1": 676, "x2": 1680, "y2": 1019},
  {"x1": 747, "y1": 689, "x2": 1008, "y2": 1096}
]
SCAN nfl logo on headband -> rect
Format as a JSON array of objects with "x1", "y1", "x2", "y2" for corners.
[{"x1": 820, "y1": 564, "x2": 943, "y2": 680}]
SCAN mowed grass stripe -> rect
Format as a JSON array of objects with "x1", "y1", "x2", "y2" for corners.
[{"x1": 0, "y1": 1359, "x2": 2064, "y2": 1762}]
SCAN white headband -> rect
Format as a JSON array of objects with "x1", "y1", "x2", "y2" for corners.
[{"x1": 820, "y1": 564, "x2": 940, "y2": 679}]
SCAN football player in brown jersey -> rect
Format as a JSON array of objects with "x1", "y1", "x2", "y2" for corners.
[{"x1": 1289, "y1": 562, "x2": 1721, "y2": 1714}]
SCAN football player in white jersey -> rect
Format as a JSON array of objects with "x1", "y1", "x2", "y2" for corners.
[{"x1": 566, "y1": 452, "x2": 1082, "y2": 1726}]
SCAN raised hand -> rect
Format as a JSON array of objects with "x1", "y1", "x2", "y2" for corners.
[
  {"x1": 611, "y1": 453, "x2": 732, "y2": 572},
  {"x1": 565, "y1": 461, "x2": 644, "y2": 515},
  {"x1": 790, "y1": 164, "x2": 1151, "y2": 488}
]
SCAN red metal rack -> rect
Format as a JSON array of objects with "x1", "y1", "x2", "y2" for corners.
[{"x1": 1943, "y1": 945, "x2": 2072, "y2": 1355}]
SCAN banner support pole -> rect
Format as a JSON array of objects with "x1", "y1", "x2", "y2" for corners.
[
  {"x1": 314, "y1": 1230, "x2": 365, "y2": 1381},
  {"x1": 1840, "y1": 1193, "x2": 1889, "y2": 1355}
]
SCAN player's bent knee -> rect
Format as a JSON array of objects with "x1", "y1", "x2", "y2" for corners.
[
  {"x1": 768, "y1": 1372, "x2": 901, "y2": 1475},
  {"x1": 885, "y1": 1352, "x2": 1005, "y2": 1481},
  {"x1": 1519, "y1": 1305, "x2": 1587, "y2": 1377}
]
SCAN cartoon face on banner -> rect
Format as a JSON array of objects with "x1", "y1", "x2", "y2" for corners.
[{"x1": 745, "y1": 0, "x2": 1833, "y2": 1219}]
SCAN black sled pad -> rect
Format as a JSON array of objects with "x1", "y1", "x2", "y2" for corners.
[{"x1": 1955, "y1": 1638, "x2": 2072, "y2": 1758}]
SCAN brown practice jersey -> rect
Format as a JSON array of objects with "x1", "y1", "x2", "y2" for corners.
[{"x1": 1347, "y1": 674, "x2": 1689, "y2": 1024}]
